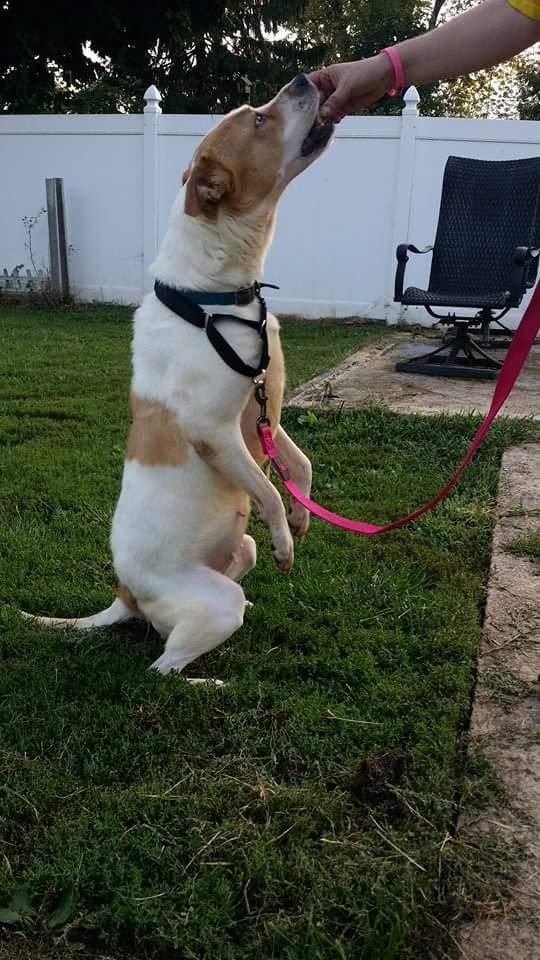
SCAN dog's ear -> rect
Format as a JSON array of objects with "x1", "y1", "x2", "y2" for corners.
[{"x1": 184, "y1": 154, "x2": 233, "y2": 220}]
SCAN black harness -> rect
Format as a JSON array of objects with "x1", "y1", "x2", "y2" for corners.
[{"x1": 154, "y1": 280, "x2": 278, "y2": 380}]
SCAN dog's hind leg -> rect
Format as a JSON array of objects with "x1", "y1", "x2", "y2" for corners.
[
  {"x1": 145, "y1": 568, "x2": 248, "y2": 680},
  {"x1": 20, "y1": 584, "x2": 145, "y2": 630},
  {"x1": 224, "y1": 534, "x2": 257, "y2": 582}
]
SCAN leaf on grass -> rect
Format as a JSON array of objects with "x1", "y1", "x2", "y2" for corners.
[
  {"x1": 47, "y1": 887, "x2": 75, "y2": 929},
  {"x1": 298, "y1": 410, "x2": 319, "y2": 427},
  {"x1": 9, "y1": 884, "x2": 35, "y2": 916},
  {"x1": 0, "y1": 908, "x2": 21, "y2": 924}
]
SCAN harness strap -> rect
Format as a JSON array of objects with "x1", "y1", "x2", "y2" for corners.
[
  {"x1": 167, "y1": 284, "x2": 260, "y2": 307},
  {"x1": 154, "y1": 280, "x2": 273, "y2": 379},
  {"x1": 207, "y1": 310, "x2": 270, "y2": 379},
  {"x1": 154, "y1": 280, "x2": 206, "y2": 327}
]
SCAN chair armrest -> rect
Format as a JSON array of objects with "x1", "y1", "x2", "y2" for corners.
[
  {"x1": 509, "y1": 245, "x2": 539, "y2": 304},
  {"x1": 394, "y1": 244, "x2": 434, "y2": 302}
]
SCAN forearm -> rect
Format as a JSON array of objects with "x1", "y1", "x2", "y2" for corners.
[{"x1": 395, "y1": 0, "x2": 540, "y2": 87}]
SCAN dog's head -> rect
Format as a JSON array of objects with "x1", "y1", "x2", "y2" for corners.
[{"x1": 183, "y1": 74, "x2": 334, "y2": 221}]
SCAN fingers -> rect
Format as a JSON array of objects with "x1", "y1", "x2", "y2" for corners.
[
  {"x1": 308, "y1": 56, "x2": 391, "y2": 122},
  {"x1": 308, "y1": 64, "x2": 356, "y2": 122},
  {"x1": 308, "y1": 68, "x2": 337, "y2": 102},
  {"x1": 324, "y1": 91, "x2": 382, "y2": 119},
  {"x1": 319, "y1": 84, "x2": 352, "y2": 122},
  {"x1": 320, "y1": 96, "x2": 348, "y2": 122}
]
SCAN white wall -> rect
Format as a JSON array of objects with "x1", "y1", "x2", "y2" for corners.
[
  {"x1": 0, "y1": 115, "x2": 144, "y2": 303},
  {"x1": 1, "y1": 87, "x2": 539, "y2": 325}
]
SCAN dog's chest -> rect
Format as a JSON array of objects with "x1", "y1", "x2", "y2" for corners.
[{"x1": 132, "y1": 302, "x2": 264, "y2": 422}]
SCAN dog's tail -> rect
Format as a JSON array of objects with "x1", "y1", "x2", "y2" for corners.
[{"x1": 20, "y1": 590, "x2": 143, "y2": 630}]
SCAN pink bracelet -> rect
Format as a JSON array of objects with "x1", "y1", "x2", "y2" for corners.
[{"x1": 381, "y1": 47, "x2": 405, "y2": 97}]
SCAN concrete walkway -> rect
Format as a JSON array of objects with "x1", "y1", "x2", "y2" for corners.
[
  {"x1": 288, "y1": 333, "x2": 540, "y2": 419},
  {"x1": 457, "y1": 446, "x2": 540, "y2": 960}
]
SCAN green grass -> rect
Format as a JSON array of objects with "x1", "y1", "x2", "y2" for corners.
[
  {"x1": 278, "y1": 316, "x2": 384, "y2": 391},
  {"x1": 504, "y1": 529, "x2": 540, "y2": 569},
  {"x1": 0, "y1": 305, "x2": 535, "y2": 959}
]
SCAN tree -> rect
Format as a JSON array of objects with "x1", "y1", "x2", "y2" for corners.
[
  {"x1": 418, "y1": 0, "x2": 538, "y2": 119},
  {"x1": 1, "y1": 0, "x2": 535, "y2": 118},
  {"x1": 292, "y1": 0, "x2": 531, "y2": 118},
  {"x1": 0, "y1": 0, "x2": 436, "y2": 115},
  {"x1": 428, "y1": 0, "x2": 451, "y2": 28},
  {"x1": 291, "y1": 0, "x2": 432, "y2": 115},
  {"x1": 0, "y1": 1, "x2": 320, "y2": 114},
  {"x1": 517, "y1": 56, "x2": 540, "y2": 120}
]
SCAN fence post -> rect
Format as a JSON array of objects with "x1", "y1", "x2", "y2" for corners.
[
  {"x1": 143, "y1": 84, "x2": 162, "y2": 296},
  {"x1": 386, "y1": 86, "x2": 420, "y2": 325},
  {"x1": 46, "y1": 177, "x2": 70, "y2": 299}
]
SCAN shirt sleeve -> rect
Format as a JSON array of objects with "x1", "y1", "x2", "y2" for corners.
[{"x1": 506, "y1": 0, "x2": 540, "y2": 21}]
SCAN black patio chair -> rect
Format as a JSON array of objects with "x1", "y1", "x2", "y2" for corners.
[{"x1": 394, "y1": 155, "x2": 540, "y2": 380}]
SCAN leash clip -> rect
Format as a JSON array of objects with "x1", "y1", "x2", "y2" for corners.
[
  {"x1": 254, "y1": 374, "x2": 269, "y2": 425},
  {"x1": 254, "y1": 281, "x2": 279, "y2": 307}
]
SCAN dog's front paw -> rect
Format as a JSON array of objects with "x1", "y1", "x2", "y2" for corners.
[
  {"x1": 272, "y1": 529, "x2": 294, "y2": 573},
  {"x1": 288, "y1": 505, "x2": 310, "y2": 541}
]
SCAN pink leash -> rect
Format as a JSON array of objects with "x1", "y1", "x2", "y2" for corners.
[{"x1": 258, "y1": 284, "x2": 540, "y2": 536}]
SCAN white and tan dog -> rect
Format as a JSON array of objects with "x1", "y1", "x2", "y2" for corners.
[{"x1": 25, "y1": 75, "x2": 333, "y2": 678}]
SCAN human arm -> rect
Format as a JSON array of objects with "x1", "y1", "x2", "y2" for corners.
[{"x1": 310, "y1": 0, "x2": 540, "y2": 121}]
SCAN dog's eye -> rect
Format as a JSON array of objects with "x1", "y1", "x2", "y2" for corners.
[{"x1": 254, "y1": 113, "x2": 266, "y2": 128}]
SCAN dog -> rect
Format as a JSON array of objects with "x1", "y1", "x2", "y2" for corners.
[{"x1": 23, "y1": 75, "x2": 334, "y2": 679}]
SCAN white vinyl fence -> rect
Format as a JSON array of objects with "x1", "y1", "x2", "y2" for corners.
[{"x1": 1, "y1": 85, "x2": 539, "y2": 325}]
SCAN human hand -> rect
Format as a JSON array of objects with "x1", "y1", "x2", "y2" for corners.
[{"x1": 308, "y1": 55, "x2": 393, "y2": 122}]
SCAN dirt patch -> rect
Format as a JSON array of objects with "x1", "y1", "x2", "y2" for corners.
[
  {"x1": 456, "y1": 445, "x2": 540, "y2": 959},
  {"x1": 346, "y1": 748, "x2": 406, "y2": 798},
  {"x1": 0, "y1": 933, "x2": 131, "y2": 960},
  {"x1": 328, "y1": 748, "x2": 408, "y2": 816}
]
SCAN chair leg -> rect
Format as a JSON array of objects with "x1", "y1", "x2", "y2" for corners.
[
  {"x1": 479, "y1": 311, "x2": 493, "y2": 348},
  {"x1": 465, "y1": 336, "x2": 504, "y2": 367},
  {"x1": 396, "y1": 320, "x2": 501, "y2": 380},
  {"x1": 475, "y1": 308, "x2": 517, "y2": 351}
]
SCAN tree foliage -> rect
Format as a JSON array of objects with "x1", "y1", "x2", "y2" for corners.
[
  {"x1": 0, "y1": 0, "x2": 536, "y2": 117},
  {"x1": 517, "y1": 55, "x2": 540, "y2": 120},
  {"x1": 0, "y1": 1, "x2": 319, "y2": 113}
]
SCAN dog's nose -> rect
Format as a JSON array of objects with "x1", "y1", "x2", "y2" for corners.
[{"x1": 292, "y1": 74, "x2": 310, "y2": 88}]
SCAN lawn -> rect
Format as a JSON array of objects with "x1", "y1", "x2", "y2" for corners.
[{"x1": 0, "y1": 306, "x2": 534, "y2": 959}]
